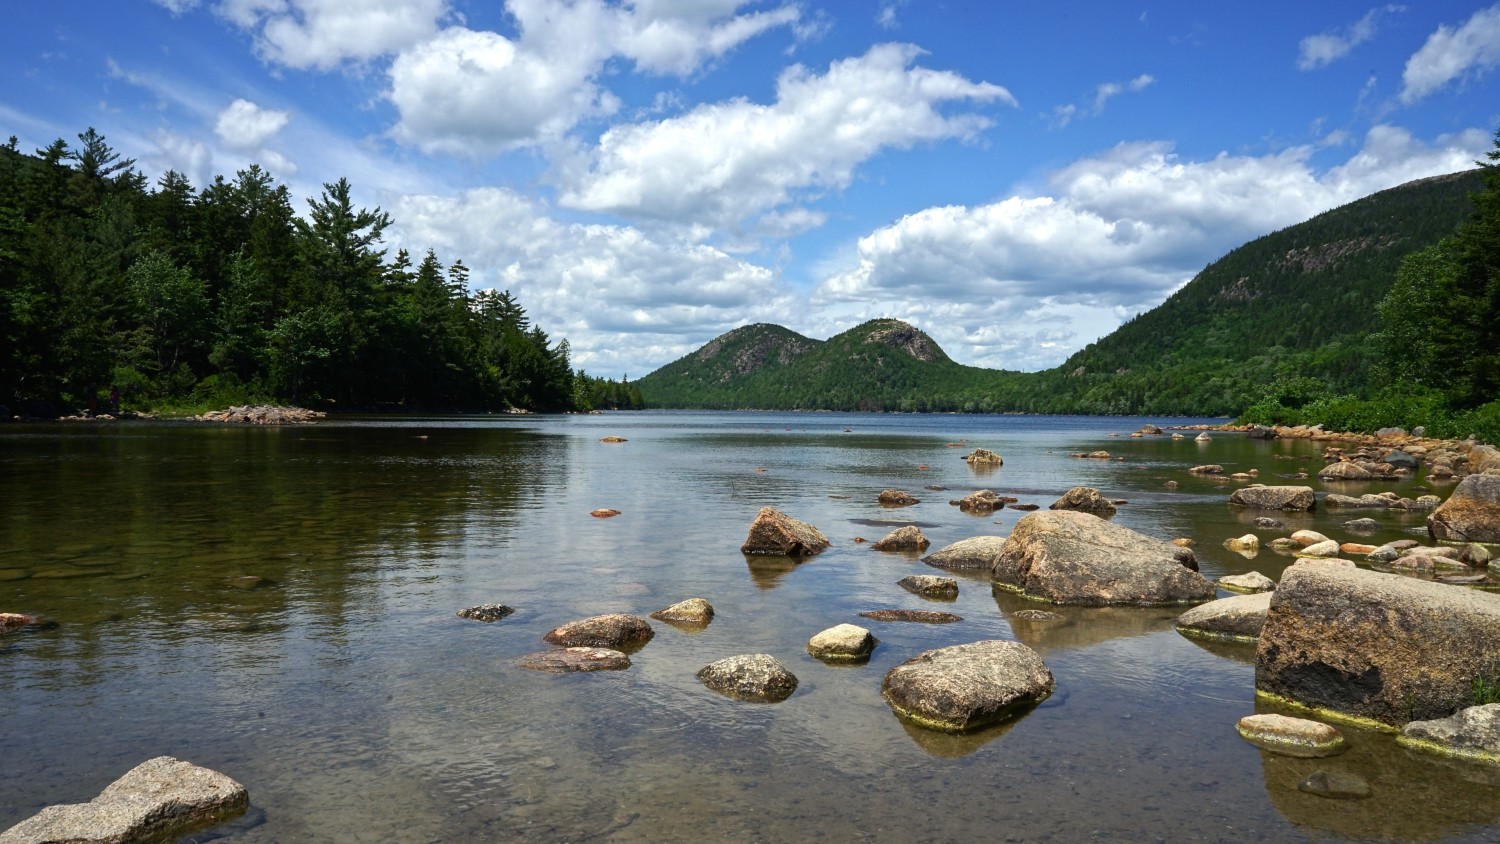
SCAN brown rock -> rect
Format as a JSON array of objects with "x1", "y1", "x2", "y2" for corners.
[
  {"x1": 1237, "y1": 713, "x2": 1348, "y2": 758},
  {"x1": 897, "y1": 575, "x2": 959, "y2": 599},
  {"x1": 517, "y1": 647, "x2": 631, "y2": 672},
  {"x1": 878, "y1": 489, "x2": 920, "y2": 506},
  {"x1": 1428, "y1": 474, "x2": 1500, "y2": 543},
  {"x1": 882, "y1": 640, "x2": 1054, "y2": 732},
  {"x1": 0, "y1": 612, "x2": 39, "y2": 634},
  {"x1": 542, "y1": 614, "x2": 655, "y2": 651},
  {"x1": 650, "y1": 598, "x2": 714, "y2": 626},
  {"x1": 599, "y1": 436, "x2": 628, "y2": 443},
  {"x1": 871, "y1": 525, "x2": 931, "y2": 552},
  {"x1": 740, "y1": 507, "x2": 829, "y2": 556},
  {"x1": 1048, "y1": 486, "x2": 1116, "y2": 519},
  {"x1": 950, "y1": 489, "x2": 1004, "y2": 513},
  {"x1": 963, "y1": 448, "x2": 1004, "y2": 465},
  {"x1": 590, "y1": 508, "x2": 622, "y2": 518},
  {"x1": 859, "y1": 609, "x2": 963, "y2": 623}
]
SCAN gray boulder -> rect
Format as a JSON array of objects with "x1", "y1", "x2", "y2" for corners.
[
  {"x1": 807, "y1": 624, "x2": 876, "y2": 660},
  {"x1": 1343, "y1": 518, "x2": 1380, "y2": 531},
  {"x1": 882, "y1": 640, "x2": 1054, "y2": 731},
  {"x1": 993, "y1": 510, "x2": 1214, "y2": 606},
  {"x1": 1229, "y1": 485, "x2": 1315, "y2": 511},
  {"x1": 922, "y1": 536, "x2": 1006, "y2": 571},
  {"x1": 1049, "y1": 486, "x2": 1116, "y2": 518},
  {"x1": 650, "y1": 598, "x2": 714, "y2": 627},
  {"x1": 697, "y1": 654, "x2": 798, "y2": 702},
  {"x1": 1256, "y1": 565, "x2": 1500, "y2": 726},
  {"x1": 871, "y1": 525, "x2": 931, "y2": 552},
  {"x1": 1428, "y1": 474, "x2": 1500, "y2": 543},
  {"x1": 1219, "y1": 571, "x2": 1275, "y2": 593},
  {"x1": 0, "y1": 757, "x2": 247, "y2": 844},
  {"x1": 878, "y1": 489, "x2": 920, "y2": 506},
  {"x1": 517, "y1": 647, "x2": 631, "y2": 672},
  {"x1": 740, "y1": 507, "x2": 829, "y2": 556},
  {"x1": 1383, "y1": 450, "x2": 1419, "y2": 470},
  {"x1": 1319, "y1": 461, "x2": 1373, "y2": 481},
  {"x1": 1175, "y1": 592, "x2": 1273, "y2": 642},
  {"x1": 1398, "y1": 704, "x2": 1500, "y2": 764},
  {"x1": 542, "y1": 614, "x2": 655, "y2": 651}
]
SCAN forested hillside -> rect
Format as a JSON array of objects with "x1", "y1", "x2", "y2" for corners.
[{"x1": 0, "y1": 128, "x2": 640, "y2": 415}]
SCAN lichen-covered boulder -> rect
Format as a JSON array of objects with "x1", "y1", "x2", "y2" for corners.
[
  {"x1": 542, "y1": 614, "x2": 655, "y2": 651},
  {"x1": 992, "y1": 511, "x2": 1214, "y2": 606},
  {"x1": 1256, "y1": 565, "x2": 1500, "y2": 726},
  {"x1": 1236, "y1": 713, "x2": 1348, "y2": 757},
  {"x1": 1175, "y1": 592, "x2": 1273, "y2": 642},
  {"x1": 807, "y1": 624, "x2": 875, "y2": 660},
  {"x1": 1229, "y1": 486, "x2": 1315, "y2": 511},
  {"x1": 697, "y1": 654, "x2": 797, "y2": 701},
  {"x1": 1398, "y1": 704, "x2": 1500, "y2": 764},
  {"x1": 882, "y1": 640, "x2": 1053, "y2": 732},
  {"x1": 516, "y1": 647, "x2": 631, "y2": 673},
  {"x1": 871, "y1": 525, "x2": 930, "y2": 552},
  {"x1": 740, "y1": 507, "x2": 829, "y2": 556},
  {"x1": 922, "y1": 536, "x2": 1005, "y2": 571},
  {"x1": 650, "y1": 598, "x2": 714, "y2": 627},
  {"x1": 0, "y1": 756, "x2": 248, "y2": 844},
  {"x1": 1428, "y1": 474, "x2": 1500, "y2": 543},
  {"x1": 1048, "y1": 486, "x2": 1116, "y2": 519}
]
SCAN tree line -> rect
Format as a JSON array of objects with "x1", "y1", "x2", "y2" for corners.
[{"x1": 0, "y1": 128, "x2": 643, "y2": 415}]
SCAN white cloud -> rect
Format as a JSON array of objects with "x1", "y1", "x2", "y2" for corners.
[
  {"x1": 1298, "y1": 5, "x2": 1403, "y2": 70},
  {"x1": 388, "y1": 187, "x2": 796, "y2": 374},
  {"x1": 876, "y1": 1, "x2": 908, "y2": 30},
  {"x1": 214, "y1": 98, "x2": 290, "y2": 149},
  {"x1": 1050, "y1": 73, "x2": 1153, "y2": 128},
  {"x1": 219, "y1": 0, "x2": 449, "y2": 70},
  {"x1": 559, "y1": 43, "x2": 1014, "y2": 231},
  {"x1": 1401, "y1": 4, "x2": 1500, "y2": 103},
  {"x1": 152, "y1": 0, "x2": 200, "y2": 13},
  {"x1": 814, "y1": 125, "x2": 1487, "y2": 370}
]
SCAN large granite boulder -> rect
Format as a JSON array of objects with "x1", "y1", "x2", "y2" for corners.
[
  {"x1": 542, "y1": 614, "x2": 655, "y2": 650},
  {"x1": 1228, "y1": 485, "x2": 1315, "y2": 511},
  {"x1": 881, "y1": 640, "x2": 1053, "y2": 732},
  {"x1": 1048, "y1": 486, "x2": 1116, "y2": 519},
  {"x1": 0, "y1": 757, "x2": 247, "y2": 844},
  {"x1": 992, "y1": 511, "x2": 1215, "y2": 606},
  {"x1": 807, "y1": 624, "x2": 875, "y2": 660},
  {"x1": 871, "y1": 525, "x2": 930, "y2": 552},
  {"x1": 1256, "y1": 565, "x2": 1500, "y2": 726},
  {"x1": 1398, "y1": 704, "x2": 1500, "y2": 764},
  {"x1": 697, "y1": 654, "x2": 797, "y2": 702},
  {"x1": 740, "y1": 507, "x2": 829, "y2": 556},
  {"x1": 1428, "y1": 474, "x2": 1500, "y2": 543},
  {"x1": 1468, "y1": 444, "x2": 1500, "y2": 474},
  {"x1": 1319, "y1": 461, "x2": 1373, "y2": 481},
  {"x1": 1175, "y1": 592, "x2": 1273, "y2": 643},
  {"x1": 922, "y1": 536, "x2": 1006, "y2": 571}
]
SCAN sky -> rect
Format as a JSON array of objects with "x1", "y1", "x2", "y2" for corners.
[{"x1": 4, "y1": 1, "x2": 1500, "y2": 379}]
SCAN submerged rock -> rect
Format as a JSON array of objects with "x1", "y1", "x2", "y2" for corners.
[
  {"x1": 456, "y1": 604, "x2": 515, "y2": 623},
  {"x1": 542, "y1": 614, "x2": 655, "y2": 650},
  {"x1": 922, "y1": 536, "x2": 1006, "y2": 571},
  {"x1": 1398, "y1": 704, "x2": 1500, "y2": 764},
  {"x1": 1254, "y1": 517, "x2": 1286, "y2": 529},
  {"x1": 1228, "y1": 485, "x2": 1315, "y2": 511},
  {"x1": 871, "y1": 525, "x2": 931, "y2": 552},
  {"x1": 0, "y1": 612, "x2": 41, "y2": 634},
  {"x1": 1429, "y1": 474, "x2": 1500, "y2": 543},
  {"x1": 740, "y1": 507, "x2": 829, "y2": 556},
  {"x1": 882, "y1": 640, "x2": 1054, "y2": 732},
  {"x1": 1297, "y1": 770, "x2": 1372, "y2": 800},
  {"x1": 697, "y1": 654, "x2": 798, "y2": 702},
  {"x1": 859, "y1": 609, "x2": 963, "y2": 624},
  {"x1": 1048, "y1": 486, "x2": 1116, "y2": 519},
  {"x1": 1175, "y1": 592, "x2": 1273, "y2": 642},
  {"x1": 517, "y1": 647, "x2": 630, "y2": 673},
  {"x1": 0, "y1": 756, "x2": 248, "y2": 844},
  {"x1": 1237, "y1": 713, "x2": 1348, "y2": 757},
  {"x1": 897, "y1": 575, "x2": 959, "y2": 599},
  {"x1": 993, "y1": 511, "x2": 1214, "y2": 606},
  {"x1": 807, "y1": 624, "x2": 876, "y2": 660},
  {"x1": 650, "y1": 598, "x2": 714, "y2": 627}
]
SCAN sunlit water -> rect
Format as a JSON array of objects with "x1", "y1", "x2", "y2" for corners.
[{"x1": 2, "y1": 412, "x2": 1497, "y2": 842}]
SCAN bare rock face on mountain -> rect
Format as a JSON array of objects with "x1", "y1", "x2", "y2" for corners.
[
  {"x1": 864, "y1": 320, "x2": 945, "y2": 362},
  {"x1": 691, "y1": 324, "x2": 816, "y2": 382},
  {"x1": 992, "y1": 511, "x2": 1213, "y2": 606}
]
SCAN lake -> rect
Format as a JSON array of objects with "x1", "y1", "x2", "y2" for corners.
[{"x1": 3, "y1": 411, "x2": 1498, "y2": 842}]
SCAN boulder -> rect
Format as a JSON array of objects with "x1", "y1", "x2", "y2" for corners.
[
  {"x1": 1189, "y1": 464, "x2": 1224, "y2": 474},
  {"x1": 963, "y1": 448, "x2": 1004, "y2": 465},
  {"x1": 650, "y1": 598, "x2": 714, "y2": 626},
  {"x1": 859, "y1": 609, "x2": 963, "y2": 624},
  {"x1": 871, "y1": 525, "x2": 931, "y2": 552},
  {"x1": 1398, "y1": 704, "x2": 1500, "y2": 764},
  {"x1": 1319, "y1": 461, "x2": 1373, "y2": 481},
  {"x1": 1253, "y1": 517, "x2": 1285, "y2": 529},
  {"x1": 697, "y1": 654, "x2": 798, "y2": 702},
  {"x1": 1175, "y1": 592, "x2": 1273, "y2": 642},
  {"x1": 1048, "y1": 486, "x2": 1116, "y2": 519},
  {"x1": 897, "y1": 575, "x2": 958, "y2": 599},
  {"x1": 517, "y1": 647, "x2": 631, "y2": 673},
  {"x1": 1219, "y1": 571, "x2": 1275, "y2": 593},
  {"x1": 992, "y1": 511, "x2": 1215, "y2": 606},
  {"x1": 922, "y1": 536, "x2": 1006, "y2": 571},
  {"x1": 0, "y1": 756, "x2": 248, "y2": 844},
  {"x1": 1469, "y1": 444, "x2": 1500, "y2": 474},
  {"x1": 1137, "y1": 424, "x2": 1163, "y2": 435},
  {"x1": 878, "y1": 489, "x2": 920, "y2": 506},
  {"x1": 1382, "y1": 450, "x2": 1419, "y2": 470},
  {"x1": 456, "y1": 604, "x2": 514, "y2": 622},
  {"x1": 590, "y1": 508, "x2": 622, "y2": 518},
  {"x1": 1429, "y1": 474, "x2": 1500, "y2": 543},
  {"x1": 950, "y1": 489, "x2": 1004, "y2": 513},
  {"x1": 1236, "y1": 713, "x2": 1348, "y2": 757},
  {"x1": 1297, "y1": 770, "x2": 1372, "y2": 800},
  {"x1": 1297, "y1": 540, "x2": 1340, "y2": 558},
  {"x1": 881, "y1": 640, "x2": 1054, "y2": 732},
  {"x1": 1246, "y1": 425, "x2": 1279, "y2": 439},
  {"x1": 1290, "y1": 530, "x2": 1329, "y2": 546},
  {"x1": 1229, "y1": 485, "x2": 1315, "y2": 511},
  {"x1": 542, "y1": 614, "x2": 655, "y2": 651},
  {"x1": 1343, "y1": 518, "x2": 1380, "y2": 531},
  {"x1": 740, "y1": 507, "x2": 829, "y2": 556},
  {"x1": 807, "y1": 624, "x2": 876, "y2": 660},
  {"x1": 0, "y1": 612, "x2": 41, "y2": 634},
  {"x1": 1223, "y1": 534, "x2": 1260, "y2": 553},
  {"x1": 1255, "y1": 565, "x2": 1500, "y2": 726}
]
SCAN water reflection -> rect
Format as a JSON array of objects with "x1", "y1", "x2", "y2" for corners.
[{"x1": 992, "y1": 589, "x2": 1183, "y2": 653}]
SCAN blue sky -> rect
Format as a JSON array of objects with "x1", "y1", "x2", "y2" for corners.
[{"x1": 5, "y1": 1, "x2": 1499, "y2": 378}]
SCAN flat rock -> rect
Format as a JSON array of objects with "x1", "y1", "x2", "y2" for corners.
[
  {"x1": 1189, "y1": 464, "x2": 1224, "y2": 475},
  {"x1": 697, "y1": 654, "x2": 797, "y2": 701},
  {"x1": 1343, "y1": 518, "x2": 1380, "y2": 531},
  {"x1": 516, "y1": 647, "x2": 630, "y2": 672},
  {"x1": 807, "y1": 623, "x2": 875, "y2": 660},
  {"x1": 1297, "y1": 770, "x2": 1372, "y2": 800},
  {"x1": 1237, "y1": 713, "x2": 1348, "y2": 757},
  {"x1": 871, "y1": 525, "x2": 931, "y2": 552},
  {"x1": 650, "y1": 598, "x2": 714, "y2": 626},
  {"x1": 882, "y1": 640, "x2": 1054, "y2": 732},
  {"x1": 1219, "y1": 571, "x2": 1275, "y2": 593},
  {"x1": 1256, "y1": 565, "x2": 1500, "y2": 726},
  {"x1": 878, "y1": 489, "x2": 920, "y2": 506},
  {"x1": 922, "y1": 536, "x2": 1006, "y2": 571},
  {"x1": 859, "y1": 609, "x2": 962, "y2": 624},
  {"x1": 1175, "y1": 592, "x2": 1273, "y2": 642},
  {"x1": 740, "y1": 507, "x2": 829, "y2": 556},
  {"x1": 542, "y1": 614, "x2": 654, "y2": 650},
  {"x1": 456, "y1": 604, "x2": 514, "y2": 622},
  {"x1": 1229, "y1": 486, "x2": 1315, "y2": 511},
  {"x1": 1429, "y1": 474, "x2": 1500, "y2": 543},
  {"x1": 992, "y1": 510, "x2": 1215, "y2": 606},
  {"x1": 1049, "y1": 486, "x2": 1116, "y2": 519},
  {"x1": 590, "y1": 508, "x2": 622, "y2": 518},
  {"x1": 1398, "y1": 704, "x2": 1500, "y2": 764},
  {"x1": 897, "y1": 575, "x2": 958, "y2": 599},
  {"x1": 0, "y1": 756, "x2": 248, "y2": 844}
]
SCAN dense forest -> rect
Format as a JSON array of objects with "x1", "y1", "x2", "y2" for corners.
[
  {"x1": 0, "y1": 128, "x2": 643, "y2": 416},
  {"x1": 639, "y1": 136, "x2": 1500, "y2": 440}
]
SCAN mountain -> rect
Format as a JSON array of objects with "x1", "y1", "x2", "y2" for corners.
[{"x1": 638, "y1": 170, "x2": 1485, "y2": 414}]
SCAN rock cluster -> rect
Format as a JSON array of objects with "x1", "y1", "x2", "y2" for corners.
[{"x1": 196, "y1": 405, "x2": 325, "y2": 424}]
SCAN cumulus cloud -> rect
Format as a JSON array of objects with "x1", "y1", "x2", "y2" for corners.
[
  {"x1": 214, "y1": 98, "x2": 290, "y2": 149},
  {"x1": 388, "y1": 187, "x2": 795, "y2": 374},
  {"x1": 1298, "y1": 5, "x2": 1403, "y2": 70},
  {"x1": 559, "y1": 43, "x2": 1014, "y2": 231},
  {"x1": 219, "y1": 0, "x2": 449, "y2": 70},
  {"x1": 1401, "y1": 4, "x2": 1500, "y2": 103},
  {"x1": 815, "y1": 125, "x2": 1487, "y2": 370}
]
